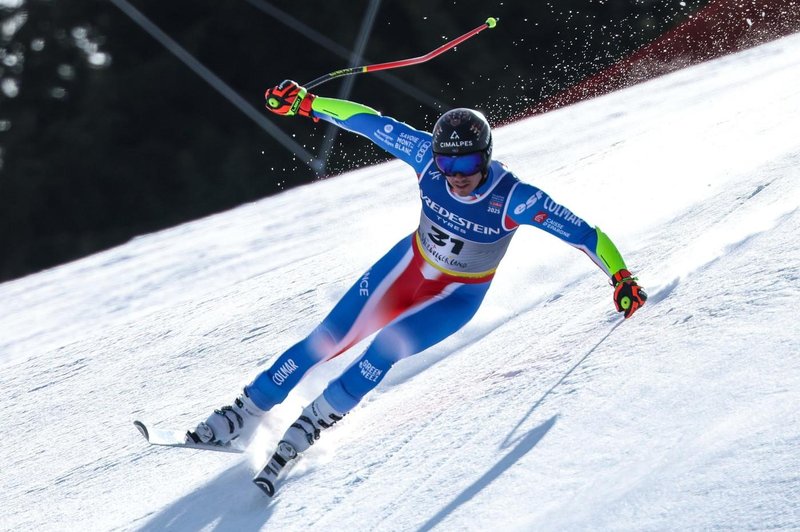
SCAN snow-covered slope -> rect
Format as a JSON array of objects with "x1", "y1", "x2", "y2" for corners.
[{"x1": 2, "y1": 33, "x2": 799, "y2": 532}]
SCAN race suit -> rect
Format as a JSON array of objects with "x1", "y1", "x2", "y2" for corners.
[{"x1": 245, "y1": 98, "x2": 628, "y2": 414}]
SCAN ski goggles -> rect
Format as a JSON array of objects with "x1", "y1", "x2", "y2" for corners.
[{"x1": 433, "y1": 152, "x2": 486, "y2": 176}]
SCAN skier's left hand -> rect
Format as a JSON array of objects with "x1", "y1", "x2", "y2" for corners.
[
  {"x1": 264, "y1": 80, "x2": 317, "y2": 121},
  {"x1": 612, "y1": 269, "x2": 647, "y2": 319}
]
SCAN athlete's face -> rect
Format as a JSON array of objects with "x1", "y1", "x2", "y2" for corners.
[{"x1": 445, "y1": 171, "x2": 483, "y2": 196}]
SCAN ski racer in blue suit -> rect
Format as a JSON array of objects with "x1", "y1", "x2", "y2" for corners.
[{"x1": 188, "y1": 81, "x2": 648, "y2": 464}]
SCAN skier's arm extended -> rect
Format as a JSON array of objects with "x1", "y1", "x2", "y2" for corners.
[
  {"x1": 264, "y1": 80, "x2": 432, "y2": 174},
  {"x1": 505, "y1": 182, "x2": 647, "y2": 317}
]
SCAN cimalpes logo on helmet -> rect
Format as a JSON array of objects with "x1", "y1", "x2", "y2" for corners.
[{"x1": 432, "y1": 108, "x2": 493, "y2": 174}]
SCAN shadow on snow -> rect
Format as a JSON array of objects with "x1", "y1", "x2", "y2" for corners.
[
  {"x1": 138, "y1": 460, "x2": 272, "y2": 532},
  {"x1": 417, "y1": 415, "x2": 558, "y2": 532},
  {"x1": 416, "y1": 317, "x2": 627, "y2": 530}
]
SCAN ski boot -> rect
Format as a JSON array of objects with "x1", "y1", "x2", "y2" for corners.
[
  {"x1": 252, "y1": 395, "x2": 346, "y2": 497},
  {"x1": 253, "y1": 440, "x2": 299, "y2": 497},
  {"x1": 187, "y1": 387, "x2": 266, "y2": 447}
]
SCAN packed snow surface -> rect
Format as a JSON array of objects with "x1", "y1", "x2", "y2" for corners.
[{"x1": 2, "y1": 33, "x2": 799, "y2": 531}]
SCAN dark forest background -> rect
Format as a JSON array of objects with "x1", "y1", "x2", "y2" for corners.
[{"x1": 0, "y1": 0, "x2": 712, "y2": 282}]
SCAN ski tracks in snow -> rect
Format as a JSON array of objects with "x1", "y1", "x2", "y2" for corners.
[{"x1": 638, "y1": 151, "x2": 799, "y2": 310}]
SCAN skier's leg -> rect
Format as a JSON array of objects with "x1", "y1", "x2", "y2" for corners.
[
  {"x1": 246, "y1": 234, "x2": 422, "y2": 410},
  {"x1": 326, "y1": 280, "x2": 490, "y2": 411},
  {"x1": 193, "y1": 235, "x2": 424, "y2": 444},
  {"x1": 280, "y1": 280, "x2": 490, "y2": 453}
]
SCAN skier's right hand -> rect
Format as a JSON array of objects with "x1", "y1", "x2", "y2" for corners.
[{"x1": 265, "y1": 80, "x2": 317, "y2": 120}]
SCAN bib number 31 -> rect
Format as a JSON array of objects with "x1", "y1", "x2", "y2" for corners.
[{"x1": 428, "y1": 226, "x2": 464, "y2": 255}]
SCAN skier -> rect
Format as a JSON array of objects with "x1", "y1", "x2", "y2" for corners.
[{"x1": 188, "y1": 80, "x2": 647, "y2": 485}]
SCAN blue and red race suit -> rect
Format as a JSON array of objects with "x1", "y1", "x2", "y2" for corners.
[{"x1": 246, "y1": 98, "x2": 629, "y2": 414}]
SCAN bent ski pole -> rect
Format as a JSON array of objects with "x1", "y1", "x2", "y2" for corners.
[{"x1": 292, "y1": 17, "x2": 497, "y2": 94}]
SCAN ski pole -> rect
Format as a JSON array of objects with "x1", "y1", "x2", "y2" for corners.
[{"x1": 297, "y1": 17, "x2": 498, "y2": 92}]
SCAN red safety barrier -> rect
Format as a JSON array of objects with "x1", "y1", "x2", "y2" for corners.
[{"x1": 530, "y1": 0, "x2": 800, "y2": 115}]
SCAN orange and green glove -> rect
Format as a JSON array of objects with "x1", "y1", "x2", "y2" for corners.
[
  {"x1": 612, "y1": 269, "x2": 647, "y2": 319},
  {"x1": 264, "y1": 80, "x2": 317, "y2": 120}
]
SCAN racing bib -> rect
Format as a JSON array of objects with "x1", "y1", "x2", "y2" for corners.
[{"x1": 416, "y1": 212, "x2": 514, "y2": 277}]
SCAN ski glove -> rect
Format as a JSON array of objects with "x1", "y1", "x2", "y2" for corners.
[
  {"x1": 264, "y1": 80, "x2": 317, "y2": 120},
  {"x1": 612, "y1": 269, "x2": 647, "y2": 319}
]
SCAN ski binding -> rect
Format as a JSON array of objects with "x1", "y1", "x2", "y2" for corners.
[{"x1": 133, "y1": 420, "x2": 246, "y2": 454}]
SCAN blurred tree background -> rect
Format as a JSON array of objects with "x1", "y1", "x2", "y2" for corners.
[{"x1": 0, "y1": 0, "x2": 712, "y2": 282}]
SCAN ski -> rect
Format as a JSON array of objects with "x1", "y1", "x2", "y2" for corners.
[
  {"x1": 133, "y1": 420, "x2": 246, "y2": 454},
  {"x1": 252, "y1": 440, "x2": 300, "y2": 497}
]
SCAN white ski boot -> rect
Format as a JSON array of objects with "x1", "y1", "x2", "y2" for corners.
[
  {"x1": 187, "y1": 388, "x2": 266, "y2": 446},
  {"x1": 281, "y1": 394, "x2": 347, "y2": 453},
  {"x1": 252, "y1": 395, "x2": 346, "y2": 497},
  {"x1": 252, "y1": 440, "x2": 299, "y2": 497}
]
